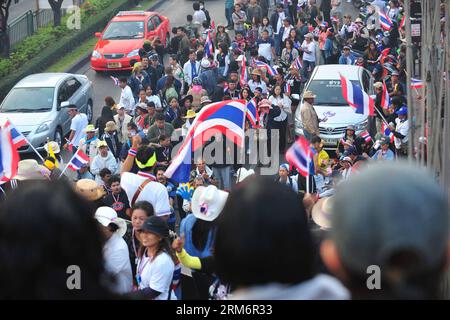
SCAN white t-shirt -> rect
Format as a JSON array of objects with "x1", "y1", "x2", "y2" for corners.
[
  {"x1": 121, "y1": 172, "x2": 171, "y2": 216},
  {"x1": 301, "y1": 41, "x2": 316, "y2": 62},
  {"x1": 70, "y1": 113, "x2": 88, "y2": 147},
  {"x1": 120, "y1": 85, "x2": 135, "y2": 112},
  {"x1": 193, "y1": 10, "x2": 207, "y2": 26},
  {"x1": 137, "y1": 251, "x2": 176, "y2": 300},
  {"x1": 394, "y1": 118, "x2": 409, "y2": 149},
  {"x1": 103, "y1": 233, "x2": 133, "y2": 294},
  {"x1": 146, "y1": 95, "x2": 162, "y2": 110}
]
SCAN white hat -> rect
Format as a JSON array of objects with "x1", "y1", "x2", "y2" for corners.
[
  {"x1": 44, "y1": 141, "x2": 60, "y2": 154},
  {"x1": 192, "y1": 185, "x2": 228, "y2": 222},
  {"x1": 94, "y1": 207, "x2": 127, "y2": 237},
  {"x1": 311, "y1": 197, "x2": 334, "y2": 230},
  {"x1": 236, "y1": 54, "x2": 244, "y2": 62},
  {"x1": 201, "y1": 59, "x2": 211, "y2": 69},
  {"x1": 235, "y1": 167, "x2": 255, "y2": 183},
  {"x1": 15, "y1": 159, "x2": 50, "y2": 181}
]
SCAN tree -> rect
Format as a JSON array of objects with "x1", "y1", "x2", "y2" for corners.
[
  {"x1": 0, "y1": 0, "x2": 13, "y2": 58},
  {"x1": 48, "y1": 0, "x2": 64, "y2": 27}
]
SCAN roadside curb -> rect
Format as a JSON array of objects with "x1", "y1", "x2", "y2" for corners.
[{"x1": 65, "y1": 0, "x2": 166, "y2": 74}]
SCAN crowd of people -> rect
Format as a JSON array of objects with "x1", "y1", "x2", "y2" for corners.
[{"x1": 0, "y1": 0, "x2": 448, "y2": 300}]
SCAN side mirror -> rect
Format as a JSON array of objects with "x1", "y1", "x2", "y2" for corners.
[{"x1": 95, "y1": 32, "x2": 102, "y2": 38}]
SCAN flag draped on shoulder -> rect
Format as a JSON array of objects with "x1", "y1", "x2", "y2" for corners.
[
  {"x1": 0, "y1": 122, "x2": 20, "y2": 182},
  {"x1": 285, "y1": 136, "x2": 313, "y2": 177},
  {"x1": 165, "y1": 100, "x2": 247, "y2": 183},
  {"x1": 339, "y1": 74, "x2": 374, "y2": 116}
]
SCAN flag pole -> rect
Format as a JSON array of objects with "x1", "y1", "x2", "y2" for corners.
[
  {"x1": 306, "y1": 158, "x2": 310, "y2": 194},
  {"x1": 23, "y1": 136, "x2": 45, "y2": 163},
  {"x1": 58, "y1": 149, "x2": 78, "y2": 179}
]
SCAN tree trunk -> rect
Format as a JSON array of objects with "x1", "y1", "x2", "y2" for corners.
[
  {"x1": 52, "y1": 7, "x2": 61, "y2": 26},
  {"x1": 0, "y1": 31, "x2": 10, "y2": 58}
]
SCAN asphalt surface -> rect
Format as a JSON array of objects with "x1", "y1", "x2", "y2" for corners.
[{"x1": 21, "y1": 0, "x2": 359, "y2": 173}]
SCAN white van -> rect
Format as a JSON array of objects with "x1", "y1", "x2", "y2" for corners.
[{"x1": 295, "y1": 65, "x2": 374, "y2": 149}]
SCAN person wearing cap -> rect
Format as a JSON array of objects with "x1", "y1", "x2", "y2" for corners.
[
  {"x1": 91, "y1": 140, "x2": 119, "y2": 185},
  {"x1": 134, "y1": 216, "x2": 177, "y2": 300},
  {"x1": 248, "y1": 68, "x2": 268, "y2": 95},
  {"x1": 339, "y1": 156, "x2": 353, "y2": 180},
  {"x1": 389, "y1": 105, "x2": 409, "y2": 157},
  {"x1": 199, "y1": 59, "x2": 218, "y2": 97},
  {"x1": 321, "y1": 162, "x2": 449, "y2": 299},
  {"x1": 337, "y1": 124, "x2": 356, "y2": 156},
  {"x1": 300, "y1": 33, "x2": 316, "y2": 79},
  {"x1": 338, "y1": 45, "x2": 356, "y2": 65},
  {"x1": 114, "y1": 104, "x2": 133, "y2": 145},
  {"x1": 276, "y1": 163, "x2": 298, "y2": 192},
  {"x1": 78, "y1": 124, "x2": 99, "y2": 164},
  {"x1": 300, "y1": 90, "x2": 324, "y2": 141},
  {"x1": 102, "y1": 121, "x2": 121, "y2": 160},
  {"x1": 147, "y1": 53, "x2": 164, "y2": 92},
  {"x1": 371, "y1": 136, "x2": 395, "y2": 161},
  {"x1": 63, "y1": 105, "x2": 89, "y2": 153},
  {"x1": 44, "y1": 140, "x2": 63, "y2": 167},
  {"x1": 388, "y1": 70, "x2": 405, "y2": 99},
  {"x1": 95, "y1": 207, "x2": 133, "y2": 294},
  {"x1": 120, "y1": 134, "x2": 171, "y2": 219}
]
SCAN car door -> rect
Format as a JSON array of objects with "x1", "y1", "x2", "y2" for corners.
[
  {"x1": 151, "y1": 15, "x2": 163, "y2": 43},
  {"x1": 147, "y1": 16, "x2": 156, "y2": 39},
  {"x1": 56, "y1": 79, "x2": 71, "y2": 133}
]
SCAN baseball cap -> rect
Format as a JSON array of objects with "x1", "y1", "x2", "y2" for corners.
[
  {"x1": 330, "y1": 162, "x2": 448, "y2": 273},
  {"x1": 380, "y1": 136, "x2": 390, "y2": 145},
  {"x1": 396, "y1": 106, "x2": 408, "y2": 115},
  {"x1": 138, "y1": 216, "x2": 170, "y2": 238}
]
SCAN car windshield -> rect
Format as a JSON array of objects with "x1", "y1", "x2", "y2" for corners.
[
  {"x1": 306, "y1": 79, "x2": 361, "y2": 106},
  {"x1": 102, "y1": 21, "x2": 145, "y2": 40},
  {"x1": 0, "y1": 87, "x2": 54, "y2": 113}
]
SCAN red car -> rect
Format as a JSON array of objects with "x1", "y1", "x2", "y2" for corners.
[{"x1": 91, "y1": 11, "x2": 170, "y2": 72}]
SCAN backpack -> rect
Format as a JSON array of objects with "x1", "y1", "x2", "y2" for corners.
[{"x1": 165, "y1": 87, "x2": 179, "y2": 102}]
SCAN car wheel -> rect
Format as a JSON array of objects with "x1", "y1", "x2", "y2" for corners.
[
  {"x1": 86, "y1": 100, "x2": 93, "y2": 123},
  {"x1": 54, "y1": 128, "x2": 63, "y2": 149},
  {"x1": 165, "y1": 32, "x2": 170, "y2": 49}
]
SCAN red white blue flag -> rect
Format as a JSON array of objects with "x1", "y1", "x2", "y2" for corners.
[
  {"x1": 292, "y1": 56, "x2": 303, "y2": 70},
  {"x1": 381, "y1": 123, "x2": 395, "y2": 143},
  {"x1": 68, "y1": 149, "x2": 90, "y2": 171},
  {"x1": 246, "y1": 98, "x2": 260, "y2": 128},
  {"x1": 204, "y1": 31, "x2": 214, "y2": 58},
  {"x1": 165, "y1": 100, "x2": 247, "y2": 183},
  {"x1": 340, "y1": 74, "x2": 375, "y2": 116},
  {"x1": 0, "y1": 122, "x2": 20, "y2": 182},
  {"x1": 410, "y1": 78, "x2": 424, "y2": 89},
  {"x1": 240, "y1": 55, "x2": 248, "y2": 87},
  {"x1": 285, "y1": 136, "x2": 313, "y2": 178},
  {"x1": 379, "y1": 10, "x2": 393, "y2": 31},
  {"x1": 110, "y1": 76, "x2": 120, "y2": 86},
  {"x1": 360, "y1": 130, "x2": 372, "y2": 143},
  {"x1": 4, "y1": 120, "x2": 27, "y2": 148},
  {"x1": 254, "y1": 59, "x2": 278, "y2": 76},
  {"x1": 381, "y1": 81, "x2": 391, "y2": 110}
]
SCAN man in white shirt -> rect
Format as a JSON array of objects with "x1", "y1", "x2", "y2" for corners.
[
  {"x1": 192, "y1": 2, "x2": 207, "y2": 27},
  {"x1": 183, "y1": 49, "x2": 201, "y2": 87},
  {"x1": 114, "y1": 105, "x2": 133, "y2": 144},
  {"x1": 120, "y1": 137, "x2": 171, "y2": 219},
  {"x1": 300, "y1": 33, "x2": 316, "y2": 80},
  {"x1": 91, "y1": 140, "x2": 119, "y2": 184},
  {"x1": 389, "y1": 105, "x2": 409, "y2": 157},
  {"x1": 257, "y1": 30, "x2": 276, "y2": 63},
  {"x1": 63, "y1": 105, "x2": 88, "y2": 153},
  {"x1": 119, "y1": 77, "x2": 135, "y2": 115},
  {"x1": 95, "y1": 207, "x2": 133, "y2": 295}
]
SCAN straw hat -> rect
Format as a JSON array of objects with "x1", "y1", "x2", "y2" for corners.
[
  {"x1": 83, "y1": 124, "x2": 98, "y2": 133},
  {"x1": 251, "y1": 68, "x2": 262, "y2": 77},
  {"x1": 200, "y1": 96, "x2": 212, "y2": 105},
  {"x1": 15, "y1": 159, "x2": 50, "y2": 181},
  {"x1": 97, "y1": 140, "x2": 108, "y2": 148},
  {"x1": 75, "y1": 179, "x2": 106, "y2": 201},
  {"x1": 191, "y1": 185, "x2": 229, "y2": 222},
  {"x1": 183, "y1": 109, "x2": 197, "y2": 119},
  {"x1": 303, "y1": 90, "x2": 317, "y2": 99},
  {"x1": 105, "y1": 121, "x2": 118, "y2": 132},
  {"x1": 311, "y1": 197, "x2": 334, "y2": 230},
  {"x1": 44, "y1": 141, "x2": 60, "y2": 154}
]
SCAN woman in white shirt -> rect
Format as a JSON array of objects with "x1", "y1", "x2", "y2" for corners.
[
  {"x1": 247, "y1": 69, "x2": 268, "y2": 95},
  {"x1": 268, "y1": 84, "x2": 291, "y2": 153},
  {"x1": 300, "y1": 33, "x2": 316, "y2": 80},
  {"x1": 135, "y1": 216, "x2": 177, "y2": 300}
]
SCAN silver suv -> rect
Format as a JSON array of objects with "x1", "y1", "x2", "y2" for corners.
[{"x1": 0, "y1": 73, "x2": 93, "y2": 153}]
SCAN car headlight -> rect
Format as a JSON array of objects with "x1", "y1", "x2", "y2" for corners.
[
  {"x1": 127, "y1": 49, "x2": 140, "y2": 58},
  {"x1": 92, "y1": 50, "x2": 101, "y2": 59},
  {"x1": 36, "y1": 121, "x2": 52, "y2": 134},
  {"x1": 355, "y1": 121, "x2": 368, "y2": 131}
]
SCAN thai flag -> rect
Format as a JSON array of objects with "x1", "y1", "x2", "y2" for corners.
[
  {"x1": 67, "y1": 149, "x2": 90, "y2": 171},
  {"x1": 110, "y1": 76, "x2": 119, "y2": 86},
  {"x1": 240, "y1": 55, "x2": 248, "y2": 87},
  {"x1": 411, "y1": 78, "x2": 424, "y2": 89},
  {"x1": 284, "y1": 81, "x2": 291, "y2": 95},
  {"x1": 165, "y1": 100, "x2": 247, "y2": 183},
  {"x1": 254, "y1": 59, "x2": 278, "y2": 76},
  {"x1": 379, "y1": 11, "x2": 393, "y2": 31},
  {"x1": 0, "y1": 123, "x2": 20, "y2": 182},
  {"x1": 5, "y1": 120, "x2": 27, "y2": 148},
  {"x1": 339, "y1": 74, "x2": 375, "y2": 116},
  {"x1": 381, "y1": 81, "x2": 391, "y2": 110},
  {"x1": 292, "y1": 56, "x2": 303, "y2": 70},
  {"x1": 246, "y1": 98, "x2": 260, "y2": 128},
  {"x1": 360, "y1": 130, "x2": 372, "y2": 143},
  {"x1": 285, "y1": 136, "x2": 313, "y2": 178},
  {"x1": 204, "y1": 31, "x2": 214, "y2": 58},
  {"x1": 381, "y1": 123, "x2": 395, "y2": 143}
]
